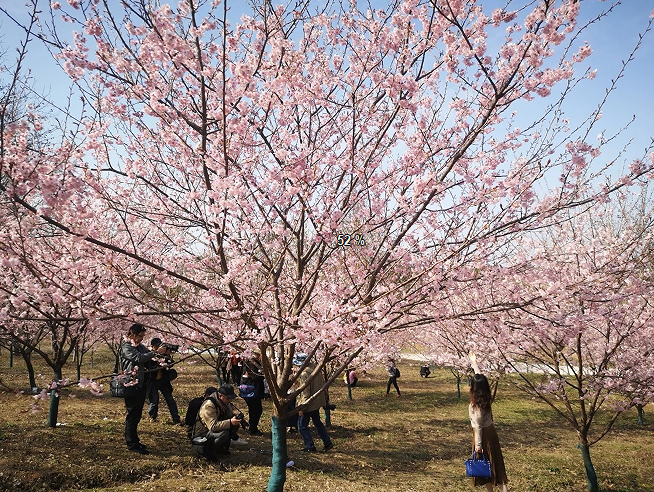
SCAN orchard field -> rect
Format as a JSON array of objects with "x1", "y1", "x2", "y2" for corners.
[
  {"x1": 2, "y1": 1, "x2": 654, "y2": 491},
  {"x1": 0, "y1": 352, "x2": 652, "y2": 492}
]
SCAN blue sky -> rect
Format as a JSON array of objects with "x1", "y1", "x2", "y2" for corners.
[{"x1": 1, "y1": 0, "x2": 652, "y2": 171}]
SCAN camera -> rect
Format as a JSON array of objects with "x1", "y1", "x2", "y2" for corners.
[
  {"x1": 324, "y1": 403, "x2": 336, "y2": 411},
  {"x1": 162, "y1": 342, "x2": 179, "y2": 352},
  {"x1": 236, "y1": 412, "x2": 250, "y2": 429}
]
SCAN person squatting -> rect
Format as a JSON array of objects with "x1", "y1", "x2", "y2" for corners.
[{"x1": 189, "y1": 384, "x2": 249, "y2": 461}]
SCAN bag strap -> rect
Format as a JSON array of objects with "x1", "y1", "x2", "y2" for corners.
[
  {"x1": 471, "y1": 450, "x2": 487, "y2": 461},
  {"x1": 113, "y1": 344, "x2": 123, "y2": 375}
]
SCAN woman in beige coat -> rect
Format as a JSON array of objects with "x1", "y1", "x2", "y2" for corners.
[{"x1": 294, "y1": 354, "x2": 334, "y2": 452}]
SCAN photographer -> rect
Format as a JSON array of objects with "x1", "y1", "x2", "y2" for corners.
[
  {"x1": 147, "y1": 338, "x2": 182, "y2": 425},
  {"x1": 120, "y1": 323, "x2": 168, "y2": 454},
  {"x1": 191, "y1": 384, "x2": 243, "y2": 460}
]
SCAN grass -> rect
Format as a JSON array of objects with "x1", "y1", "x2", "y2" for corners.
[{"x1": 0, "y1": 349, "x2": 653, "y2": 492}]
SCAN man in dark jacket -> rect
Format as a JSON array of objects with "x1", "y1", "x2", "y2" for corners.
[{"x1": 119, "y1": 323, "x2": 166, "y2": 454}]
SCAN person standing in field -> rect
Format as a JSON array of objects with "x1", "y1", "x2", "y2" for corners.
[
  {"x1": 468, "y1": 352, "x2": 509, "y2": 492},
  {"x1": 385, "y1": 359, "x2": 401, "y2": 397},
  {"x1": 229, "y1": 349, "x2": 242, "y2": 387},
  {"x1": 146, "y1": 337, "x2": 182, "y2": 425},
  {"x1": 241, "y1": 348, "x2": 265, "y2": 436},
  {"x1": 343, "y1": 368, "x2": 358, "y2": 387},
  {"x1": 294, "y1": 353, "x2": 334, "y2": 452},
  {"x1": 120, "y1": 323, "x2": 165, "y2": 454}
]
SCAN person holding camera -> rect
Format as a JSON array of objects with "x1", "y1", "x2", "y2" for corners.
[
  {"x1": 185, "y1": 386, "x2": 218, "y2": 440},
  {"x1": 191, "y1": 384, "x2": 243, "y2": 460},
  {"x1": 120, "y1": 323, "x2": 167, "y2": 454},
  {"x1": 186, "y1": 386, "x2": 249, "y2": 448},
  {"x1": 147, "y1": 338, "x2": 182, "y2": 425}
]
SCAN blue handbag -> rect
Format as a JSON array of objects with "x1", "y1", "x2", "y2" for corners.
[
  {"x1": 238, "y1": 384, "x2": 256, "y2": 398},
  {"x1": 465, "y1": 451, "x2": 492, "y2": 478}
]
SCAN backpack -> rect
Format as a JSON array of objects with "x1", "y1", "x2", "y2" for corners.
[
  {"x1": 188, "y1": 396, "x2": 220, "y2": 456},
  {"x1": 394, "y1": 367, "x2": 401, "y2": 378},
  {"x1": 185, "y1": 396, "x2": 204, "y2": 428}
]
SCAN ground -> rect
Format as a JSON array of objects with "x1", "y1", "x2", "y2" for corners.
[{"x1": 0, "y1": 349, "x2": 652, "y2": 492}]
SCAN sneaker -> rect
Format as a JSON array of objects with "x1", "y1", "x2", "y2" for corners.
[
  {"x1": 322, "y1": 442, "x2": 333, "y2": 452},
  {"x1": 301, "y1": 447, "x2": 317, "y2": 452},
  {"x1": 231, "y1": 437, "x2": 249, "y2": 448}
]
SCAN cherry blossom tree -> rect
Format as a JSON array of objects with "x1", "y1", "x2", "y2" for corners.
[
  {"x1": 0, "y1": 207, "x2": 108, "y2": 425},
  {"x1": 434, "y1": 199, "x2": 654, "y2": 492},
  {"x1": 2, "y1": 0, "x2": 653, "y2": 489}
]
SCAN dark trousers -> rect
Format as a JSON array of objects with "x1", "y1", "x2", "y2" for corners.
[
  {"x1": 148, "y1": 379, "x2": 180, "y2": 421},
  {"x1": 192, "y1": 429, "x2": 231, "y2": 459},
  {"x1": 206, "y1": 429, "x2": 231, "y2": 455},
  {"x1": 124, "y1": 387, "x2": 147, "y2": 449},
  {"x1": 386, "y1": 376, "x2": 400, "y2": 395},
  {"x1": 245, "y1": 396, "x2": 263, "y2": 431},
  {"x1": 298, "y1": 409, "x2": 332, "y2": 450},
  {"x1": 231, "y1": 366, "x2": 242, "y2": 386}
]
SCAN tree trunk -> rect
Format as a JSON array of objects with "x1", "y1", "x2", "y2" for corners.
[
  {"x1": 346, "y1": 370, "x2": 352, "y2": 401},
  {"x1": 75, "y1": 345, "x2": 84, "y2": 381},
  {"x1": 456, "y1": 375, "x2": 461, "y2": 400},
  {"x1": 267, "y1": 415, "x2": 288, "y2": 492},
  {"x1": 47, "y1": 368, "x2": 63, "y2": 428},
  {"x1": 637, "y1": 404, "x2": 645, "y2": 425},
  {"x1": 25, "y1": 355, "x2": 37, "y2": 391},
  {"x1": 577, "y1": 443, "x2": 599, "y2": 492},
  {"x1": 18, "y1": 349, "x2": 37, "y2": 390}
]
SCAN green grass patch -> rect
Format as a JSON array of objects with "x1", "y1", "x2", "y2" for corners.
[{"x1": 0, "y1": 353, "x2": 653, "y2": 491}]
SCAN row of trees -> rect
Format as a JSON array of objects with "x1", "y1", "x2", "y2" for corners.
[{"x1": 1, "y1": 1, "x2": 653, "y2": 491}]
